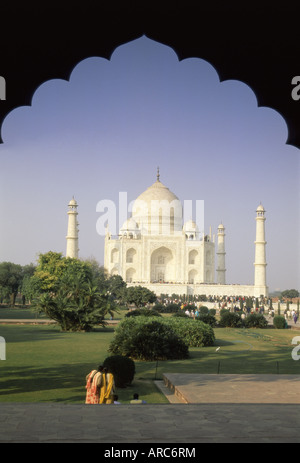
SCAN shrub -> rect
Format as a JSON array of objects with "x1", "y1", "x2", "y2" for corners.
[
  {"x1": 273, "y1": 315, "x2": 286, "y2": 329},
  {"x1": 209, "y1": 308, "x2": 216, "y2": 316},
  {"x1": 219, "y1": 311, "x2": 242, "y2": 328},
  {"x1": 125, "y1": 308, "x2": 161, "y2": 318},
  {"x1": 109, "y1": 317, "x2": 189, "y2": 361},
  {"x1": 244, "y1": 313, "x2": 268, "y2": 328},
  {"x1": 103, "y1": 355, "x2": 135, "y2": 388},
  {"x1": 160, "y1": 303, "x2": 181, "y2": 313},
  {"x1": 220, "y1": 308, "x2": 229, "y2": 317},
  {"x1": 152, "y1": 302, "x2": 165, "y2": 312},
  {"x1": 163, "y1": 317, "x2": 215, "y2": 347},
  {"x1": 125, "y1": 285, "x2": 157, "y2": 307},
  {"x1": 196, "y1": 313, "x2": 217, "y2": 327},
  {"x1": 199, "y1": 306, "x2": 209, "y2": 315},
  {"x1": 153, "y1": 302, "x2": 180, "y2": 313}
]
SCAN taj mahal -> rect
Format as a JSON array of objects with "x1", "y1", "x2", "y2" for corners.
[{"x1": 65, "y1": 169, "x2": 268, "y2": 298}]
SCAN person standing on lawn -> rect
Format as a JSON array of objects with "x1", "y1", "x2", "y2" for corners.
[
  {"x1": 85, "y1": 365, "x2": 104, "y2": 404},
  {"x1": 103, "y1": 367, "x2": 115, "y2": 404}
]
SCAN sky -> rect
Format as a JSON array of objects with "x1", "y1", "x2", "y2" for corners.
[{"x1": 0, "y1": 36, "x2": 299, "y2": 292}]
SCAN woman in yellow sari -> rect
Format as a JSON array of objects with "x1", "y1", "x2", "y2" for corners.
[
  {"x1": 99, "y1": 368, "x2": 107, "y2": 404},
  {"x1": 103, "y1": 367, "x2": 115, "y2": 404}
]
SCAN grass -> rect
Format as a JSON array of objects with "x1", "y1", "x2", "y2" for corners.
[
  {"x1": 0, "y1": 324, "x2": 299, "y2": 404},
  {"x1": 0, "y1": 304, "x2": 128, "y2": 321},
  {"x1": 0, "y1": 305, "x2": 48, "y2": 319}
]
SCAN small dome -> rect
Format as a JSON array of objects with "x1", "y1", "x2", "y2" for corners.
[
  {"x1": 218, "y1": 223, "x2": 225, "y2": 229},
  {"x1": 68, "y1": 197, "x2": 77, "y2": 206},
  {"x1": 183, "y1": 220, "x2": 199, "y2": 232},
  {"x1": 120, "y1": 217, "x2": 139, "y2": 231},
  {"x1": 256, "y1": 204, "x2": 265, "y2": 211}
]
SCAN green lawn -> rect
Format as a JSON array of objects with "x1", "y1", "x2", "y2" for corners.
[
  {"x1": 0, "y1": 304, "x2": 128, "y2": 321},
  {"x1": 0, "y1": 324, "x2": 299, "y2": 404},
  {"x1": 0, "y1": 306, "x2": 48, "y2": 319}
]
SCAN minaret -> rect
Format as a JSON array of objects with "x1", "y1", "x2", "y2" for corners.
[
  {"x1": 66, "y1": 197, "x2": 79, "y2": 258},
  {"x1": 216, "y1": 223, "x2": 226, "y2": 284},
  {"x1": 254, "y1": 203, "x2": 267, "y2": 295}
]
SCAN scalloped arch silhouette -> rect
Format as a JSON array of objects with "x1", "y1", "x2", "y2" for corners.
[
  {"x1": 1, "y1": 36, "x2": 289, "y2": 147},
  {"x1": 0, "y1": 4, "x2": 299, "y2": 147}
]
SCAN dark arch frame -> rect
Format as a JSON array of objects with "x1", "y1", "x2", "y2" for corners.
[{"x1": 0, "y1": 2, "x2": 299, "y2": 147}]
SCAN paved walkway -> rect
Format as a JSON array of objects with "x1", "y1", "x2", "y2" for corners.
[
  {"x1": 0, "y1": 402, "x2": 300, "y2": 443},
  {"x1": 162, "y1": 373, "x2": 300, "y2": 404}
]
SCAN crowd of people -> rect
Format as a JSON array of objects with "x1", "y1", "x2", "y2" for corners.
[
  {"x1": 157, "y1": 293, "x2": 299, "y2": 325},
  {"x1": 85, "y1": 366, "x2": 146, "y2": 405},
  {"x1": 282, "y1": 308, "x2": 298, "y2": 324}
]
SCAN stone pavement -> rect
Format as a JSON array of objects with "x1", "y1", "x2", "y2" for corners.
[
  {"x1": 0, "y1": 402, "x2": 300, "y2": 443},
  {"x1": 162, "y1": 373, "x2": 300, "y2": 404}
]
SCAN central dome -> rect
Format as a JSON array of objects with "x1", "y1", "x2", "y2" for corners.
[
  {"x1": 135, "y1": 178, "x2": 179, "y2": 204},
  {"x1": 131, "y1": 170, "x2": 182, "y2": 235}
]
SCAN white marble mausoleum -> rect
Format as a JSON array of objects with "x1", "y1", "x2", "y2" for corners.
[{"x1": 98, "y1": 170, "x2": 268, "y2": 298}]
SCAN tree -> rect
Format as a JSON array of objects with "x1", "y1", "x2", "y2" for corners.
[
  {"x1": 32, "y1": 252, "x2": 117, "y2": 331},
  {"x1": 0, "y1": 262, "x2": 23, "y2": 305},
  {"x1": 20, "y1": 263, "x2": 36, "y2": 304},
  {"x1": 245, "y1": 297, "x2": 253, "y2": 310},
  {"x1": 281, "y1": 289, "x2": 299, "y2": 299},
  {"x1": 125, "y1": 285, "x2": 157, "y2": 308},
  {"x1": 107, "y1": 274, "x2": 127, "y2": 301},
  {"x1": 31, "y1": 252, "x2": 69, "y2": 293},
  {"x1": 36, "y1": 278, "x2": 115, "y2": 332},
  {"x1": 83, "y1": 257, "x2": 108, "y2": 290}
]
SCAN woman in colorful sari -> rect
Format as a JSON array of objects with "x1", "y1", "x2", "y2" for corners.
[
  {"x1": 85, "y1": 365, "x2": 103, "y2": 404},
  {"x1": 99, "y1": 368, "x2": 107, "y2": 404},
  {"x1": 103, "y1": 367, "x2": 115, "y2": 404}
]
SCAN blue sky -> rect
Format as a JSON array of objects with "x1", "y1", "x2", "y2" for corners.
[{"x1": 0, "y1": 36, "x2": 299, "y2": 291}]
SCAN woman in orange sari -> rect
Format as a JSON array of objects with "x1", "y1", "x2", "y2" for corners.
[{"x1": 85, "y1": 366, "x2": 103, "y2": 404}]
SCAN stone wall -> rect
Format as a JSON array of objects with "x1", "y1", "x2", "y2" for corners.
[{"x1": 127, "y1": 282, "x2": 268, "y2": 297}]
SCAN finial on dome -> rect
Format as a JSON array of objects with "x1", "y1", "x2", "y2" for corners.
[{"x1": 157, "y1": 166, "x2": 160, "y2": 181}]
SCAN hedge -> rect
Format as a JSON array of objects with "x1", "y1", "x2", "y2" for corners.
[
  {"x1": 125, "y1": 308, "x2": 161, "y2": 318},
  {"x1": 108, "y1": 316, "x2": 215, "y2": 360},
  {"x1": 196, "y1": 313, "x2": 217, "y2": 327},
  {"x1": 103, "y1": 355, "x2": 135, "y2": 388},
  {"x1": 273, "y1": 315, "x2": 287, "y2": 329},
  {"x1": 244, "y1": 313, "x2": 268, "y2": 328},
  {"x1": 162, "y1": 317, "x2": 215, "y2": 347},
  {"x1": 109, "y1": 317, "x2": 189, "y2": 361},
  {"x1": 219, "y1": 311, "x2": 243, "y2": 327}
]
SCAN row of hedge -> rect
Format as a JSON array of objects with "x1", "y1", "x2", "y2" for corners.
[
  {"x1": 125, "y1": 307, "x2": 272, "y2": 329},
  {"x1": 218, "y1": 311, "x2": 290, "y2": 329},
  {"x1": 219, "y1": 311, "x2": 268, "y2": 328},
  {"x1": 152, "y1": 303, "x2": 214, "y2": 315}
]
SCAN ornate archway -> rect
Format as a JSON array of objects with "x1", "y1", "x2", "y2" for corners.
[
  {"x1": 150, "y1": 246, "x2": 174, "y2": 283},
  {"x1": 0, "y1": 3, "x2": 299, "y2": 147}
]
